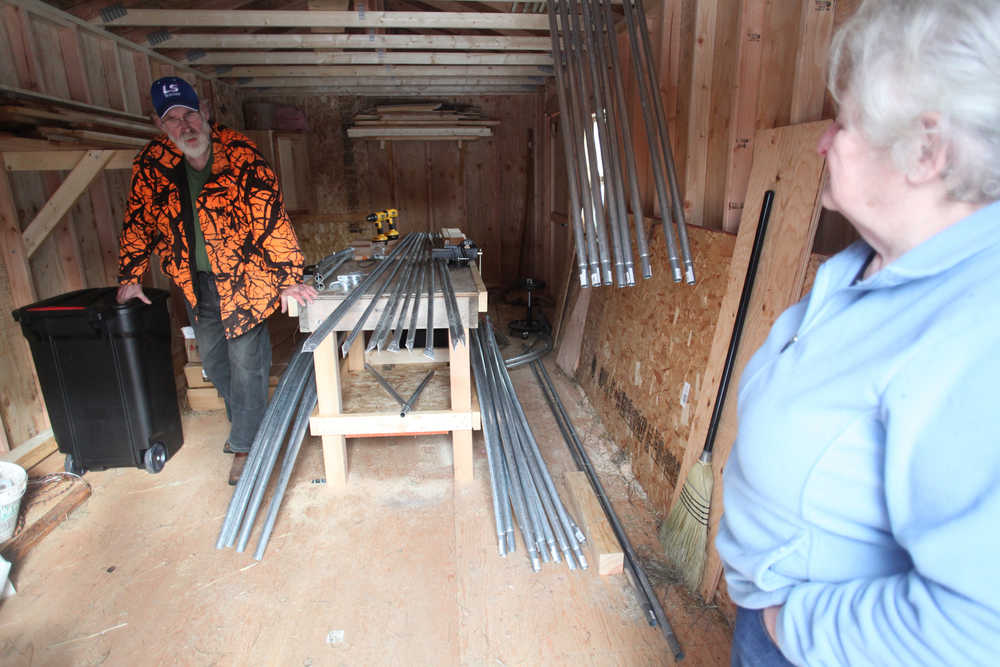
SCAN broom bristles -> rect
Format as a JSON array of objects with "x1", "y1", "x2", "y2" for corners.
[{"x1": 659, "y1": 458, "x2": 714, "y2": 592}]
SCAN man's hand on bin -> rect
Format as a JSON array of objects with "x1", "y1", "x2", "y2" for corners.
[
  {"x1": 117, "y1": 284, "x2": 151, "y2": 305},
  {"x1": 280, "y1": 283, "x2": 318, "y2": 314}
]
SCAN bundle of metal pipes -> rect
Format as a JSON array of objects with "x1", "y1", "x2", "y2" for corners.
[
  {"x1": 471, "y1": 316, "x2": 589, "y2": 571},
  {"x1": 311, "y1": 247, "x2": 356, "y2": 291},
  {"x1": 302, "y1": 233, "x2": 467, "y2": 356},
  {"x1": 216, "y1": 348, "x2": 318, "y2": 561},
  {"x1": 546, "y1": 0, "x2": 695, "y2": 288}
]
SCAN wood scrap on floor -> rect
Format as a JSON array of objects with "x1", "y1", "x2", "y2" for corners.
[
  {"x1": 564, "y1": 470, "x2": 624, "y2": 576},
  {"x1": 1, "y1": 474, "x2": 91, "y2": 565}
]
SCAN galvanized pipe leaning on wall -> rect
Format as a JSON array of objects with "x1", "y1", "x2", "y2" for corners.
[{"x1": 546, "y1": 1, "x2": 685, "y2": 287}]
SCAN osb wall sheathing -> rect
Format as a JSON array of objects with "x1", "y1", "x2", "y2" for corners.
[{"x1": 575, "y1": 224, "x2": 735, "y2": 515}]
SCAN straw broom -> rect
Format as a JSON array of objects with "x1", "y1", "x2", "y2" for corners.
[{"x1": 661, "y1": 190, "x2": 776, "y2": 593}]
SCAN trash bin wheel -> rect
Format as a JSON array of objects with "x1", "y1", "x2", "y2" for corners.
[
  {"x1": 144, "y1": 442, "x2": 167, "y2": 474},
  {"x1": 64, "y1": 453, "x2": 85, "y2": 476}
]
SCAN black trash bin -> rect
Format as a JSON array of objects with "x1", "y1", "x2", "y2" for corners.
[{"x1": 13, "y1": 287, "x2": 184, "y2": 475}]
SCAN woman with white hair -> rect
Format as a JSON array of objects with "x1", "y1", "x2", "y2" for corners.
[{"x1": 716, "y1": 0, "x2": 1000, "y2": 664}]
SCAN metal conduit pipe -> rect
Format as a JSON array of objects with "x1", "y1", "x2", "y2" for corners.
[
  {"x1": 405, "y1": 248, "x2": 429, "y2": 351},
  {"x1": 380, "y1": 235, "x2": 428, "y2": 351},
  {"x1": 364, "y1": 363, "x2": 407, "y2": 406},
  {"x1": 235, "y1": 354, "x2": 316, "y2": 552},
  {"x1": 594, "y1": 0, "x2": 652, "y2": 280},
  {"x1": 503, "y1": 332, "x2": 553, "y2": 369},
  {"x1": 510, "y1": 414, "x2": 576, "y2": 568},
  {"x1": 483, "y1": 320, "x2": 587, "y2": 568},
  {"x1": 367, "y1": 234, "x2": 426, "y2": 352},
  {"x1": 314, "y1": 248, "x2": 355, "y2": 289},
  {"x1": 482, "y1": 332, "x2": 544, "y2": 569},
  {"x1": 217, "y1": 349, "x2": 314, "y2": 548},
  {"x1": 487, "y1": 349, "x2": 550, "y2": 564},
  {"x1": 530, "y1": 359, "x2": 684, "y2": 660},
  {"x1": 424, "y1": 247, "x2": 436, "y2": 359},
  {"x1": 560, "y1": 0, "x2": 613, "y2": 285},
  {"x1": 544, "y1": 0, "x2": 591, "y2": 288},
  {"x1": 400, "y1": 369, "x2": 435, "y2": 417},
  {"x1": 551, "y1": 0, "x2": 603, "y2": 285},
  {"x1": 437, "y1": 260, "x2": 466, "y2": 347},
  {"x1": 630, "y1": 0, "x2": 695, "y2": 284},
  {"x1": 396, "y1": 248, "x2": 427, "y2": 352},
  {"x1": 386, "y1": 258, "x2": 419, "y2": 352},
  {"x1": 483, "y1": 319, "x2": 588, "y2": 569},
  {"x1": 302, "y1": 232, "x2": 420, "y2": 353},
  {"x1": 216, "y1": 349, "x2": 310, "y2": 544},
  {"x1": 489, "y1": 351, "x2": 562, "y2": 564},
  {"x1": 471, "y1": 333, "x2": 510, "y2": 556},
  {"x1": 483, "y1": 327, "x2": 561, "y2": 565},
  {"x1": 556, "y1": 0, "x2": 610, "y2": 286},
  {"x1": 479, "y1": 333, "x2": 516, "y2": 551},
  {"x1": 583, "y1": 0, "x2": 636, "y2": 286},
  {"x1": 340, "y1": 233, "x2": 424, "y2": 356},
  {"x1": 253, "y1": 373, "x2": 318, "y2": 561},
  {"x1": 570, "y1": 0, "x2": 628, "y2": 288},
  {"x1": 617, "y1": 0, "x2": 683, "y2": 283}
]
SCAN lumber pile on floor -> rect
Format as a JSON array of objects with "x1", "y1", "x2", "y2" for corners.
[{"x1": 347, "y1": 102, "x2": 497, "y2": 142}]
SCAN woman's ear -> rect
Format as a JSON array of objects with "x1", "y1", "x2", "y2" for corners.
[{"x1": 907, "y1": 113, "x2": 949, "y2": 185}]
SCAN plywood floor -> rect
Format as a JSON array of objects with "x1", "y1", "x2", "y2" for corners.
[{"x1": 0, "y1": 353, "x2": 731, "y2": 666}]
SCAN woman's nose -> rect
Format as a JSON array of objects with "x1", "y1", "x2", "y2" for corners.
[{"x1": 817, "y1": 121, "x2": 838, "y2": 156}]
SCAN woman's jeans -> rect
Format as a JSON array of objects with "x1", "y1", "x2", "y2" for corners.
[
  {"x1": 187, "y1": 272, "x2": 271, "y2": 453},
  {"x1": 732, "y1": 606, "x2": 795, "y2": 667}
]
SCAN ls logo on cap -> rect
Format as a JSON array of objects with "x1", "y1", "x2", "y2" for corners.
[{"x1": 162, "y1": 83, "x2": 181, "y2": 98}]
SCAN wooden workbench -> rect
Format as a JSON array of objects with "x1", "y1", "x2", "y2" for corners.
[{"x1": 296, "y1": 260, "x2": 488, "y2": 490}]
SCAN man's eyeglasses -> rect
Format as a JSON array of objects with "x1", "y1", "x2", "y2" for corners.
[{"x1": 162, "y1": 110, "x2": 202, "y2": 131}]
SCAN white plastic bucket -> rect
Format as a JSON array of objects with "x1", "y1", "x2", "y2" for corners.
[{"x1": 0, "y1": 462, "x2": 28, "y2": 542}]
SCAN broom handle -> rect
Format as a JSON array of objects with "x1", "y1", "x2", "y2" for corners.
[{"x1": 703, "y1": 190, "x2": 775, "y2": 455}]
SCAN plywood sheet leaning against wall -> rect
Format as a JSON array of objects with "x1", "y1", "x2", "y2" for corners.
[
  {"x1": 672, "y1": 120, "x2": 831, "y2": 603},
  {"x1": 575, "y1": 222, "x2": 735, "y2": 520}
]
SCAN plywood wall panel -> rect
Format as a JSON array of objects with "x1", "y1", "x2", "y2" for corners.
[{"x1": 575, "y1": 224, "x2": 735, "y2": 514}]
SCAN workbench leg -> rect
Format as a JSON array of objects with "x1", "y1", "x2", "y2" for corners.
[
  {"x1": 346, "y1": 332, "x2": 365, "y2": 372},
  {"x1": 450, "y1": 326, "x2": 474, "y2": 483},
  {"x1": 314, "y1": 331, "x2": 348, "y2": 490},
  {"x1": 321, "y1": 434, "x2": 348, "y2": 491}
]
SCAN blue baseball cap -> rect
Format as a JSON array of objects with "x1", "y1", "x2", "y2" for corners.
[{"x1": 151, "y1": 76, "x2": 200, "y2": 119}]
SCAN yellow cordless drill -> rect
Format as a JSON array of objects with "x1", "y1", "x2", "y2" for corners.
[
  {"x1": 366, "y1": 211, "x2": 388, "y2": 243},
  {"x1": 385, "y1": 208, "x2": 400, "y2": 240}
]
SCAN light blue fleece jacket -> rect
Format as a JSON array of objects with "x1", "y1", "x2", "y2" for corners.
[{"x1": 716, "y1": 200, "x2": 1000, "y2": 666}]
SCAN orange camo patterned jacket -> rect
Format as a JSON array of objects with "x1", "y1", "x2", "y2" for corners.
[{"x1": 118, "y1": 124, "x2": 304, "y2": 338}]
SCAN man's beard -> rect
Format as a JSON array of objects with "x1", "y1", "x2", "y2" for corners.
[{"x1": 170, "y1": 126, "x2": 211, "y2": 161}]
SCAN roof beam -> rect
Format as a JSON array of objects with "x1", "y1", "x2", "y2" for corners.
[
  {"x1": 6, "y1": 0, "x2": 212, "y2": 80},
  {"x1": 216, "y1": 65, "x2": 552, "y2": 77},
  {"x1": 93, "y1": 10, "x2": 550, "y2": 30},
  {"x1": 153, "y1": 33, "x2": 551, "y2": 50},
  {"x1": 235, "y1": 76, "x2": 546, "y2": 87},
  {"x1": 190, "y1": 51, "x2": 553, "y2": 65},
  {"x1": 247, "y1": 86, "x2": 539, "y2": 96}
]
